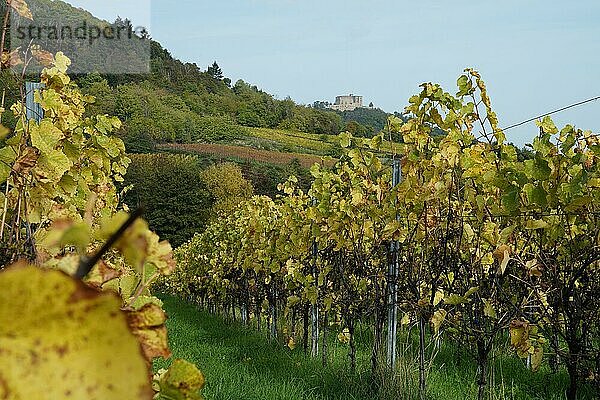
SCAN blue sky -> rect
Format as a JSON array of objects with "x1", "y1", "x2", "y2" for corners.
[{"x1": 68, "y1": 0, "x2": 600, "y2": 146}]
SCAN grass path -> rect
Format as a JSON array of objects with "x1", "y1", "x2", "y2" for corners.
[
  {"x1": 154, "y1": 295, "x2": 379, "y2": 400},
  {"x1": 155, "y1": 295, "x2": 591, "y2": 400}
]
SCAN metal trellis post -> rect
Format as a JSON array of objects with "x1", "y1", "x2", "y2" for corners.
[
  {"x1": 25, "y1": 82, "x2": 44, "y2": 123},
  {"x1": 310, "y1": 197, "x2": 319, "y2": 357},
  {"x1": 386, "y1": 158, "x2": 402, "y2": 369}
]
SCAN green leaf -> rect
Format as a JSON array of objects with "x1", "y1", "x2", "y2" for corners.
[
  {"x1": 524, "y1": 157, "x2": 551, "y2": 181},
  {"x1": 96, "y1": 135, "x2": 120, "y2": 158},
  {"x1": 31, "y1": 120, "x2": 64, "y2": 153},
  {"x1": 464, "y1": 287, "x2": 480, "y2": 298},
  {"x1": 560, "y1": 132, "x2": 577, "y2": 154},
  {"x1": 456, "y1": 75, "x2": 470, "y2": 95},
  {"x1": 306, "y1": 286, "x2": 318, "y2": 305},
  {"x1": 536, "y1": 116, "x2": 558, "y2": 134},
  {"x1": 99, "y1": 213, "x2": 151, "y2": 273},
  {"x1": 59, "y1": 174, "x2": 78, "y2": 195},
  {"x1": 565, "y1": 196, "x2": 592, "y2": 211},
  {"x1": 501, "y1": 188, "x2": 520, "y2": 214},
  {"x1": 0, "y1": 263, "x2": 152, "y2": 399},
  {"x1": 532, "y1": 133, "x2": 554, "y2": 156},
  {"x1": 119, "y1": 273, "x2": 139, "y2": 299},
  {"x1": 287, "y1": 295, "x2": 301, "y2": 308},
  {"x1": 339, "y1": 132, "x2": 352, "y2": 148},
  {"x1": 60, "y1": 222, "x2": 91, "y2": 252},
  {"x1": 523, "y1": 183, "x2": 548, "y2": 208},
  {"x1": 0, "y1": 146, "x2": 16, "y2": 183},
  {"x1": 499, "y1": 226, "x2": 516, "y2": 243},
  {"x1": 531, "y1": 347, "x2": 543, "y2": 373},
  {"x1": 444, "y1": 294, "x2": 468, "y2": 305}
]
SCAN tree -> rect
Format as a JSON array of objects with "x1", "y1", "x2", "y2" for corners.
[
  {"x1": 344, "y1": 120, "x2": 371, "y2": 137},
  {"x1": 338, "y1": 107, "x2": 390, "y2": 135},
  {"x1": 207, "y1": 61, "x2": 223, "y2": 80},
  {"x1": 201, "y1": 162, "x2": 254, "y2": 215},
  {"x1": 123, "y1": 154, "x2": 212, "y2": 247},
  {"x1": 312, "y1": 101, "x2": 330, "y2": 110}
]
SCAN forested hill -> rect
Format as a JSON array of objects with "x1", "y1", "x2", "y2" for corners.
[
  {"x1": 1, "y1": 0, "x2": 398, "y2": 246},
  {"x1": 0, "y1": 0, "x2": 393, "y2": 153},
  {"x1": 5, "y1": 0, "x2": 385, "y2": 152},
  {"x1": 81, "y1": 38, "x2": 390, "y2": 152}
]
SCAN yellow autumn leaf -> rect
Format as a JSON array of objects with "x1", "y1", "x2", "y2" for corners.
[
  {"x1": 54, "y1": 51, "x2": 72, "y2": 73},
  {"x1": 524, "y1": 219, "x2": 550, "y2": 230},
  {"x1": 0, "y1": 125, "x2": 9, "y2": 140},
  {"x1": 351, "y1": 188, "x2": 363, "y2": 205},
  {"x1": 531, "y1": 347, "x2": 543, "y2": 373},
  {"x1": 510, "y1": 321, "x2": 526, "y2": 347},
  {"x1": 494, "y1": 245, "x2": 511, "y2": 275},
  {"x1": 9, "y1": 0, "x2": 33, "y2": 19},
  {"x1": 499, "y1": 249, "x2": 510, "y2": 275},
  {"x1": 158, "y1": 359, "x2": 205, "y2": 400},
  {"x1": 126, "y1": 303, "x2": 172, "y2": 362},
  {"x1": 287, "y1": 336, "x2": 296, "y2": 350},
  {"x1": 337, "y1": 328, "x2": 350, "y2": 344},
  {"x1": 483, "y1": 299, "x2": 497, "y2": 319},
  {"x1": 431, "y1": 309, "x2": 447, "y2": 335},
  {"x1": 0, "y1": 263, "x2": 152, "y2": 399},
  {"x1": 400, "y1": 313, "x2": 410, "y2": 326},
  {"x1": 433, "y1": 290, "x2": 444, "y2": 306}
]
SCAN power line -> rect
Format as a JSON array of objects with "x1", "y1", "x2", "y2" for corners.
[{"x1": 500, "y1": 95, "x2": 600, "y2": 132}]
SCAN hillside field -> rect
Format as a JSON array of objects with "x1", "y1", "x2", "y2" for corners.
[{"x1": 157, "y1": 142, "x2": 334, "y2": 168}]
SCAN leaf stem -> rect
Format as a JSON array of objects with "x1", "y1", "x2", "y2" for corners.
[{"x1": 74, "y1": 207, "x2": 144, "y2": 280}]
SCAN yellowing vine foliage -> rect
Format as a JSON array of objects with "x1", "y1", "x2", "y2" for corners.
[
  {"x1": 171, "y1": 70, "x2": 600, "y2": 400},
  {"x1": 0, "y1": 44, "x2": 204, "y2": 400}
]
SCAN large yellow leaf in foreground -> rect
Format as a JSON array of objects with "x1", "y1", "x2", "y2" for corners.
[{"x1": 0, "y1": 263, "x2": 152, "y2": 399}]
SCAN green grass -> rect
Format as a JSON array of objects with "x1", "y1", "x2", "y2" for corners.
[
  {"x1": 155, "y1": 295, "x2": 594, "y2": 400},
  {"x1": 154, "y1": 295, "x2": 381, "y2": 400}
]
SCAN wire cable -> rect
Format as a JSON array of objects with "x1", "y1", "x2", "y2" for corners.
[{"x1": 499, "y1": 95, "x2": 600, "y2": 133}]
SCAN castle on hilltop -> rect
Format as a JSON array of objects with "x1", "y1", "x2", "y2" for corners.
[{"x1": 329, "y1": 94, "x2": 371, "y2": 112}]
